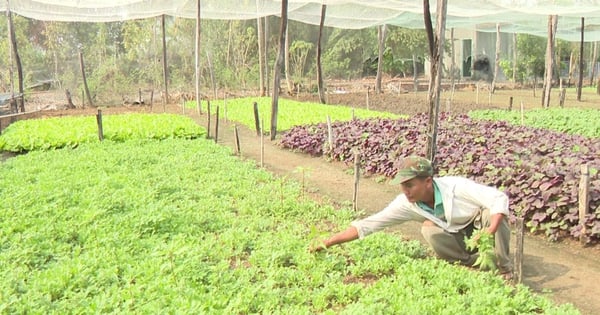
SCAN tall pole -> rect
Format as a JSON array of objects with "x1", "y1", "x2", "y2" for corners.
[
  {"x1": 316, "y1": 4, "x2": 327, "y2": 104},
  {"x1": 424, "y1": 0, "x2": 448, "y2": 166},
  {"x1": 270, "y1": 0, "x2": 288, "y2": 140},
  {"x1": 257, "y1": 0, "x2": 266, "y2": 96},
  {"x1": 195, "y1": 0, "x2": 202, "y2": 113},
  {"x1": 577, "y1": 17, "x2": 584, "y2": 101},
  {"x1": 161, "y1": 15, "x2": 169, "y2": 106},
  {"x1": 6, "y1": 3, "x2": 24, "y2": 112}
]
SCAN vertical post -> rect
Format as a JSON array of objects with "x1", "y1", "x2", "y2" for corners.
[
  {"x1": 195, "y1": 0, "x2": 202, "y2": 114},
  {"x1": 316, "y1": 4, "x2": 327, "y2": 104},
  {"x1": 161, "y1": 15, "x2": 169, "y2": 106},
  {"x1": 79, "y1": 50, "x2": 93, "y2": 106},
  {"x1": 214, "y1": 106, "x2": 219, "y2": 143},
  {"x1": 352, "y1": 152, "x2": 360, "y2": 212},
  {"x1": 260, "y1": 118, "x2": 265, "y2": 167},
  {"x1": 6, "y1": 5, "x2": 24, "y2": 112},
  {"x1": 579, "y1": 164, "x2": 590, "y2": 243},
  {"x1": 508, "y1": 96, "x2": 513, "y2": 111},
  {"x1": 270, "y1": 0, "x2": 289, "y2": 140},
  {"x1": 253, "y1": 101, "x2": 261, "y2": 136},
  {"x1": 326, "y1": 115, "x2": 333, "y2": 153},
  {"x1": 96, "y1": 109, "x2": 104, "y2": 141},
  {"x1": 366, "y1": 86, "x2": 370, "y2": 110},
  {"x1": 577, "y1": 17, "x2": 584, "y2": 101},
  {"x1": 520, "y1": 101, "x2": 524, "y2": 125},
  {"x1": 233, "y1": 124, "x2": 241, "y2": 156},
  {"x1": 206, "y1": 100, "x2": 211, "y2": 139},
  {"x1": 514, "y1": 217, "x2": 525, "y2": 284}
]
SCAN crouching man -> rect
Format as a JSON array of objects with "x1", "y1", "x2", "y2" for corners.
[{"x1": 311, "y1": 156, "x2": 513, "y2": 280}]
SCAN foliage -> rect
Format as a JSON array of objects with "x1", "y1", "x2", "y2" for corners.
[
  {"x1": 193, "y1": 97, "x2": 401, "y2": 132},
  {"x1": 0, "y1": 137, "x2": 580, "y2": 313},
  {"x1": 465, "y1": 231, "x2": 497, "y2": 271},
  {"x1": 279, "y1": 113, "x2": 600, "y2": 244},
  {"x1": 504, "y1": 34, "x2": 546, "y2": 83},
  {"x1": 0, "y1": 113, "x2": 205, "y2": 152},
  {"x1": 323, "y1": 28, "x2": 378, "y2": 79},
  {"x1": 469, "y1": 108, "x2": 600, "y2": 138}
]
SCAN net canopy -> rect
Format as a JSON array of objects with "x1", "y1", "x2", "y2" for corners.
[{"x1": 0, "y1": 0, "x2": 599, "y2": 42}]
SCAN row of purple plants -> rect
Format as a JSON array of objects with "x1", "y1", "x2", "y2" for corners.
[{"x1": 279, "y1": 113, "x2": 600, "y2": 244}]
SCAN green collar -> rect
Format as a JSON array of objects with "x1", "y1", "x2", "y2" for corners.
[{"x1": 416, "y1": 182, "x2": 444, "y2": 218}]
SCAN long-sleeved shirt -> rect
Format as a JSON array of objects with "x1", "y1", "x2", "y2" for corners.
[{"x1": 351, "y1": 176, "x2": 509, "y2": 238}]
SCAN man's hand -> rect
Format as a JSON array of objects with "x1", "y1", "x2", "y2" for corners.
[{"x1": 309, "y1": 239, "x2": 328, "y2": 253}]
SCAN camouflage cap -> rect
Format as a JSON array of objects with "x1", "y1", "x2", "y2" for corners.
[{"x1": 390, "y1": 156, "x2": 433, "y2": 185}]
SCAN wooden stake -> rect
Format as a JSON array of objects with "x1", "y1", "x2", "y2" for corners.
[
  {"x1": 96, "y1": 109, "x2": 104, "y2": 141},
  {"x1": 579, "y1": 164, "x2": 590, "y2": 243},
  {"x1": 352, "y1": 152, "x2": 360, "y2": 212},
  {"x1": 206, "y1": 100, "x2": 211, "y2": 139},
  {"x1": 514, "y1": 217, "x2": 525, "y2": 284},
  {"x1": 253, "y1": 101, "x2": 261, "y2": 136},
  {"x1": 233, "y1": 124, "x2": 241, "y2": 156},
  {"x1": 260, "y1": 118, "x2": 265, "y2": 167},
  {"x1": 520, "y1": 101, "x2": 524, "y2": 125},
  {"x1": 215, "y1": 106, "x2": 219, "y2": 143},
  {"x1": 366, "y1": 86, "x2": 370, "y2": 110},
  {"x1": 508, "y1": 96, "x2": 513, "y2": 111},
  {"x1": 326, "y1": 115, "x2": 333, "y2": 153}
]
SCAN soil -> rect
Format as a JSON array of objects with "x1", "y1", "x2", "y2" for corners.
[{"x1": 6, "y1": 85, "x2": 600, "y2": 314}]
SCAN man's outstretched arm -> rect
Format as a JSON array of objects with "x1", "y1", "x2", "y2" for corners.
[{"x1": 310, "y1": 226, "x2": 359, "y2": 252}]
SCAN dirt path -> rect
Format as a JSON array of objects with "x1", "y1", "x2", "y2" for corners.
[{"x1": 181, "y1": 108, "x2": 599, "y2": 315}]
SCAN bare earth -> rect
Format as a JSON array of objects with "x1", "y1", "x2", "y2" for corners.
[{"x1": 17, "y1": 86, "x2": 600, "y2": 314}]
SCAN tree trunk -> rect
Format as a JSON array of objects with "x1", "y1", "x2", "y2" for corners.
[
  {"x1": 316, "y1": 4, "x2": 327, "y2": 104},
  {"x1": 491, "y1": 23, "x2": 501, "y2": 94},
  {"x1": 375, "y1": 24, "x2": 387, "y2": 94},
  {"x1": 195, "y1": 0, "x2": 202, "y2": 113},
  {"x1": 270, "y1": 0, "x2": 288, "y2": 140},
  {"x1": 542, "y1": 15, "x2": 557, "y2": 108},
  {"x1": 424, "y1": 0, "x2": 447, "y2": 165},
  {"x1": 7, "y1": 8, "x2": 24, "y2": 112},
  {"x1": 257, "y1": 14, "x2": 266, "y2": 96},
  {"x1": 577, "y1": 17, "x2": 584, "y2": 101},
  {"x1": 79, "y1": 50, "x2": 93, "y2": 107}
]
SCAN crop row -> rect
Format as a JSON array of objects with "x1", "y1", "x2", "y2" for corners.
[
  {"x1": 280, "y1": 113, "x2": 600, "y2": 244},
  {"x1": 189, "y1": 96, "x2": 402, "y2": 132},
  {"x1": 469, "y1": 108, "x2": 600, "y2": 138},
  {"x1": 0, "y1": 113, "x2": 206, "y2": 152},
  {"x1": 0, "y1": 116, "x2": 579, "y2": 313}
]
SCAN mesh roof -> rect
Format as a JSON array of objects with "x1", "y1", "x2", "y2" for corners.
[{"x1": 1, "y1": 0, "x2": 600, "y2": 41}]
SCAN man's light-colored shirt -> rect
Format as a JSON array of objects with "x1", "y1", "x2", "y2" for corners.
[{"x1": 351, "y1": 176, "x2": 509, "y2": 238}]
